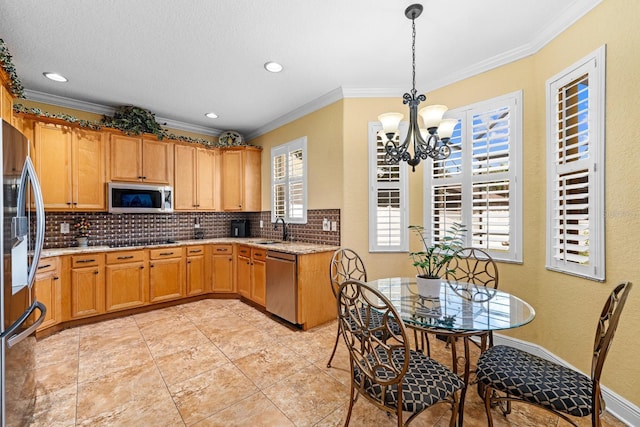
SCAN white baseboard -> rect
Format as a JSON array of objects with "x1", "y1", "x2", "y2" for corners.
[{"x1": 492, "y1": 334, "x2": 639, "y2": 427}]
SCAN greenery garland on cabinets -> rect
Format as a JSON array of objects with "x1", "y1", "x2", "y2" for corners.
[
  {"x1": 0, "y1": 38, "x2": 25, "y2": 98},
  {"x1": 101, "y1": 105, "x2": 169, "y2": 139}
]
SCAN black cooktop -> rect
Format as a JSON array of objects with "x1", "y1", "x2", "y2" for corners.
[{"x1": 108, "y1": 239, "x2": 177, "y2": 248}]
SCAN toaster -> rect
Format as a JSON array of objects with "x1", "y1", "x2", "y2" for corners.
[{"x1": 231, "y1": 220, "x2": 250, "y2": 237}]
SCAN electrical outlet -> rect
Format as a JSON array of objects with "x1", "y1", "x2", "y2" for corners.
[
  {"x1": 331, "y1": 221, "x2": 337, "y2": 232},
  {"x1": 322, "y1": 218, "x2": 330, "y2": 231},
  {"x1": 60, "y1": 222, "x2": 70, "y2": 234},
  {"x1": 194, "y1": 223, "x2": 200, "y2": 228},
  {"x1": 260, "y1": 220, "x2": 264, "y2": 228}
]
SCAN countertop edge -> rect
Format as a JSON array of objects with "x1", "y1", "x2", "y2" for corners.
[{"x1": 41, "y1": 238, "x2": 340, "y2": 257}]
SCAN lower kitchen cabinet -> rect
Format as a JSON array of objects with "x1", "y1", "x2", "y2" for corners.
[
  {"x1": 70, "y1": 254, "x2": 105, "y2": 319},
  {"x1": 34, "y1": 257, "x2": 61, "y2": 331},
  {"x1": 186, "y1": 245, "x2": 206, "y2": 296},
  {"x1": 210, "y1": 244, "x2": 234, "y2": 292},
  {"x1": 236, "y1": 245, "x2": 266, "y2": 306},
  {"x1": 105, "y1": 250, "x2": 148, "y2": 312},
  {"x1": 149, "y1": 247, "x2": 185, "y2": 303}
]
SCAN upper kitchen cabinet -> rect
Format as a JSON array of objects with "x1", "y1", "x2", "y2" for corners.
[
  {"x1": 221, "y1": 146, "x2": 261, "y2": 212},
  {"x1": 109, "y1": 134, "x2": 173, "y2": 184},
  {"x1": 34, "y1": 121, "x2": 106, "y2": 210},
  {"x1": 0, "y1": 68, "x2": 14, "y2": 121},
  {"x1": 174, "y1": 144, "x2": 220, "y2": 211}
]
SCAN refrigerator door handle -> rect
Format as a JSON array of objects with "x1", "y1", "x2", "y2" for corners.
[
  {"x1": 17, "y1": 156, "x2": 46, "y2": 288},
  {"x1": 3, "y1": 301, "x2": 46, "y2": 348}
]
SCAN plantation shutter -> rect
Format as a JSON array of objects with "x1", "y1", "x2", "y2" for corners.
[
  {"x1": 271, "y1": 137, "x2": 307, "y2": 224},
  {"x1": 546, "y1": 47, "x2": 605, "y2": 280}
]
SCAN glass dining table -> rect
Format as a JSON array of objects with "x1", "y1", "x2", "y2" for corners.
[{"x1": 367, "y1": 277, "x2": 535, "y2": 425}]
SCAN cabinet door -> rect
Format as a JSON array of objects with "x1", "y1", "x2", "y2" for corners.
[
  {"x1": 252, "y1": 258, "x2": 266, "y2": 306},
  {"x1": 110, "y1": 134, "x2": 142, "y2": 182},
  {"x1": 221, "y1": 150, "x2": 244, "y2": 211},
  {"x1": 142, "y1": 138, "x2": 172, "y2": 184},
  {"x1": 105, "y1": 262, "x2": 148, "y2": 311},
  {"x1": 0, "y1": 85, "x2": 12, "y2": 121},
  {"x1": 174, "y1": 144, "x2": 197, "y2": 210},
  {"x1": 243, "y1": 148, "x2": 262, "y2": 212},
  {"x1": 196, "y1": 148, "x2": 218, "y2": 210},
  {"x1": 149, "y1": 257, "x2": 184, "y2": 303},
  {"x1": 34, "y1": 122, "x2": 73, "y2": 209},
  {"x1": 186, "y1": 255, "x2": 206, "y2": 296},
  {"x1": 211, "y1": 256, "x2": 234, "y2": 293},
  {"x1": 34, "y1": 267, "x2": 61, "y2": 331},
  {"x1": 236, "y1": 255, "x2": 251, "y2": 298},
  {"x1": 73, "y1": 128, "x2": 106, "y2": 210},
  {"x1": 70, "y1": 266, "x2": 105, "y2": 318}
]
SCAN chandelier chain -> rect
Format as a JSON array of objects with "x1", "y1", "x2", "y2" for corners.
[{"x1": 411, "y1": 16, "x2": 417, "y2": 97}]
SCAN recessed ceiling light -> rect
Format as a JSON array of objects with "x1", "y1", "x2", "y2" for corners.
[
  {"x1": 264, "y1": 61, "x2": 283, "y2": 73},
  {"x1": 205, "y1": 112, "x2": 218, "y2": 119},
  {"x1": 43, "y1": 72, "x2": 68, "y2": 82}
]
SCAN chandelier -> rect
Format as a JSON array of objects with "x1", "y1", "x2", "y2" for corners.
[{"x1": 379, "y1": 3, "x2": 457, "y2": 172}]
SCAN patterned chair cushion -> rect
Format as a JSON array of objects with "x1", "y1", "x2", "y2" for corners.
[
  {"x1": 354, "y1": 347, "x2": 465, "y2": 413},
  {"x1": 476, "y1": 345, "x2": 595, "y2": 417},
  {"x1": 344, "y1": 307, "x2": 401, "y2": 338}
]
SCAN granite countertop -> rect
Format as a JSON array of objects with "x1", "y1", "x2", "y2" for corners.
[{"x1": 41, "y1": 238, "x2": 339, "y2": 257}]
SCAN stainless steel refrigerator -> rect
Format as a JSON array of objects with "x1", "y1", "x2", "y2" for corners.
[{"x1": 0, "y1": 120, "x2": 46, "y2": 426}]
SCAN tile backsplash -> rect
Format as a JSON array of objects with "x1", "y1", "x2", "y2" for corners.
[{"x1": 40, "y1": 209, "x2": 340, "y2": 248}]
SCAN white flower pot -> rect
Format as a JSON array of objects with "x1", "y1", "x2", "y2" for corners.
[
  {"x1": 416, "y1": 276, "x2": 441, "y2": 298},
  {"x1": 76, "y1": 237, "x2": 88, "y2": 247}
]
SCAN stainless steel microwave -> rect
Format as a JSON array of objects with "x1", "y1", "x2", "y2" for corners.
[{"x1": 108, "y1": 182, "x2": 173, "y2": 214}]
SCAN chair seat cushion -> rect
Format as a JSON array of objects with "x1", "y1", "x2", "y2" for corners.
[
  {"x1": 355, "y1": 347, "x2": 465, "y2": 413},
  {"x1": 345, "y1": 307, "x2": 401, "y2": 338},
  {"x1": 476, "y1": 345, "x2": 594, "y2": 417}
]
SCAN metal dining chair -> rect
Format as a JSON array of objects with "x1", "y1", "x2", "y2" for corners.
[
  {"x1": 327, "y1": 248, "x2": 368, "y2": 368},
  {"x1": 476, "y1": 282, "x2": 633, "y2": 427},
  {"x1": 337, "y1": 279, "x2": 465, "y2": 427}
]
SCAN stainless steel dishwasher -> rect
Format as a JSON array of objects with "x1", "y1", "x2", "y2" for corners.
[{"x1": 266, "y1": 250, "x2": 297, "y2": 324}]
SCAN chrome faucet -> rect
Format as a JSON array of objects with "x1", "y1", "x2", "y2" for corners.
[{"x1": 274, "y1": 217, "x2": 288, "y2": 242}]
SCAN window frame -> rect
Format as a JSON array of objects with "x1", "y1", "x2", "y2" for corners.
[
  {"x1": 270, "y1": 136, "x2": 308, "y2": 224},
  {"x1": 424, "y1": 91, "x2": 523, "y2": 263},
  {"x1": 368, "y1": 122, "x2": 409, "y2": 253},
  {"x1": 545, "y1": 46, "x2": 605, "y2": 281}
]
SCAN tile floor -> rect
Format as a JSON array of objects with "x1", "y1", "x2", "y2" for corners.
[{"x1": 30, "y1": 298, "x2": 626, "y2": 426}]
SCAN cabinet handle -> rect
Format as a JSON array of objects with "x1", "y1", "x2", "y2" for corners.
[
  {"x1": 73, "y1": 202, "x2": 78, "y2": 205},
  {"x1": 117, "y1": 255, "x2": 134, "y2": 260},
  {"x1": 53, "y1": 276, "x2": 59, "y2": 280},
  {"x1": 150, "y1": 264, "x2": 154, "y2": 268},
  {"x1": 94, "y1": 271, "x2": 99, "y2": 275},
  {"x1": 139, "y1": 266, "x2": 144, "y2": 269},
  {"x1": 76, "y1": 259, "x2": 96, "y2": 263},
  {"x1": 189, "y1": 249, "x2": 202, "y2": 253},
  {"x1": 216, "y1": 248, "x2": 227, "y2": 252},
  {"x1": 143, "y1": 176, "x2": 147, "y2": 180},
  {"x1": 37, "y1": 264, "x2": 51, "y2": 270},
  {"x1": 159, "y1": 252, "x2": 174, "y2": 256},
  {"x1": 138, "y1": 176, "x2": 143, "y2": 179},
  {"x1": 187, "y1": 260, "x2": 191, "y2": 264},
  {"x1": 67, "y1": 202, "x2": 72, "y2": 205}
]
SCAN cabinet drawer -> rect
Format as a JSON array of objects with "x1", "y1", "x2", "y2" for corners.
[
  {"x1": 252, "y1": 248, "x2": 267, "y2": 260},
  {"x1": 106, "y1": 250, "x2": 146, "y2": 264},
  {"x1": 149, "y1": 247, "x2": 184, "y2": 260},
  {"x1": 186, "y1": 246, "x2": 205, "y2": 256},
  {"x1": 71, "y1": 253, "x2": 104, "y2": 268},
  {"x1": 211, "y1": 244, "x2": 233, "y2": 255},
  {"x1": 238, "y1": 245, "x2": 251, "y2": 257},
  {"x1": 36, "y1": 258, "x2": 58, "y2": 273}
]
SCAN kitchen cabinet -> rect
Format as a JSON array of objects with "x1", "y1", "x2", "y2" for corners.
[
  {"x1": 70, "y1": 254, "x2": 105, "y2": 319},
  {"x1": 110, "y1": 134, "x2": 173, "y2": 184},
  {"x1": 210, "y1": 244, "x2": 234, "y2": 293},
  {"x1": 149, "y1": 247, "x2": 185, "y2": 303},
  {"x1": 0, "y1": 84, "x2": 12, "y2": 121},
  {"x1": 221, "y1": 147, "x2": 261, "y2": 211},
  {"x1": 34, "y1": 122, "x2": 106, "y2": 210},
  {"x1": 174, "y1": 144, "x2": 220, "y2": 211},
  {"x1": 34, "y1": 257, "x2": 61, "y2": 332},
  {"x1": 105, "y1": 250, "x2": 148, "y2": 312},
  {"x1": 186, "y1": 245, "x2": 206, "y2": 296},
  {"x1": 235, "y1": 245, "x2": 266, "y2": 306}
]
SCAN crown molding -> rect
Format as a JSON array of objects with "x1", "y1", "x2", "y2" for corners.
[{"x1": 23, "y1": 89, "x2": 221, "y2": 136}]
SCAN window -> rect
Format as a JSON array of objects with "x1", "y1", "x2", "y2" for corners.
[
  {"x1": 546, "y1": 46, "x2": 605, "y2": 280},
  {"x1": 368, "y1": 123, "x2": 409, "y2": 252},
  {"x1": 271, "y1": 137, "x2": 307, "y2": 223},
  {"x1": 425, "y1": 91, "x2": 523, "y2": 262}
]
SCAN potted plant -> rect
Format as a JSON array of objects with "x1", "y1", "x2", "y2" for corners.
[
  {"x1": 409, "y1": 222, "x2": 466, "y2": 297},
  {"x1": 74, "y1": 217, "x2": 91, "y2": 247}
]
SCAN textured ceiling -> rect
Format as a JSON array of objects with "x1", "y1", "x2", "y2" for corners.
[{"x1": 0, "y1": 0, "x2": 601, "y2": 138}]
